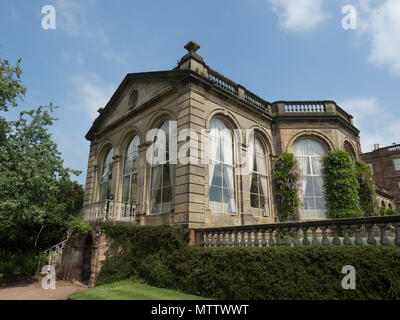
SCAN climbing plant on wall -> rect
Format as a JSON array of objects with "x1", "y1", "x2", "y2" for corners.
[
  {"x1": 272, "y1": 153, "x2": 302, "y2": 222},
  {"x1": 354, "y1": 159, "x2": 377, "y2": 216},
  {"x1": 322, "y1": 151, "x2": 362, "y2": 219}
]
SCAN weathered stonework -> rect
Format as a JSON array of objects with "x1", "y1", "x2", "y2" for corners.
[{"x1": 70, "y1": 41, "x2": 365, "y2": 285}]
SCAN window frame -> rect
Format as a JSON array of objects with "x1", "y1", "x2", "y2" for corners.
[
  {"x1": 208, "y1": 118, "x2": 236, "y2": 215},
  {"x1": 149, "y1": 120, "x2": 175, "y2": 214},
  {"x1": 249, "y1": 137, "x2": 271, "y2": 217}
]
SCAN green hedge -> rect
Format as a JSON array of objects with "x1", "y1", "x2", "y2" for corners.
[{"x1": 98, "y1": 225, "x2": 400, "y2": 300}]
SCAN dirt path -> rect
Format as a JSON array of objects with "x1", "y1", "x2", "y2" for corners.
[{"x1": 0, "y1": 280, "x2": 86, "y2": 300}]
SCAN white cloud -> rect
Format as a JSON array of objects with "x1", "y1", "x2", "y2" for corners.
[
  {"x1": 339, "y1": 97, "x2": 400, "y2": 153},
  {"x1": 353, "y1": 0, "x2": 400, "y2": 76},
  {"x1": 55, "y1": 0, "x2": 126, "y2": 64},
  {"x1": 69, "y1": 73, "x2": 116, "y2": 120},
  {"x1": 267, "y1": 0, "x2": 328, "y2": 32}
]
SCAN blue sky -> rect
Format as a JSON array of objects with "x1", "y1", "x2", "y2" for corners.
[{"x1": 0, "y1": 0, "x2": 399, "y2": 185}]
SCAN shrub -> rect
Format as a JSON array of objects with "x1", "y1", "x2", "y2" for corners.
[
  {"x1": 322, "y1": 151, "x2": 362, "y2": 219},
  {"x1": 355, "y1": 160, "x2": 377, "y2": 216},
  {"x1": 273, "y1": 153, "x2": 302, "y2": 222},
  {"x1": 0, "y1": 250, "x2": 38, "y2": 282},
  {"x1": 98, "y1": 225, "x2": 400, "y2": 300}
]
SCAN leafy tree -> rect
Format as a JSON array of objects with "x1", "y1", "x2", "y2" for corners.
[
  {"x1": 0, "y1": 48, "x2": 26, "y2": 146},
  {"x1": 0, "y1": 105, "x2": 88, "y2": 253},
  {"x1": 322, "y1": 151, "x2": 362, "y2": 219},
  {"x1": 0, "y1": 47, "x2": 90, "y2": 254}
]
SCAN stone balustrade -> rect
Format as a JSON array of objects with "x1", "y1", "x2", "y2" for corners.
[
  {"x1": 195, "y1": 215, "x2": 400, "y2": 248},
  {"x1": 207, "y1": 68, "x2": 238, "y2": 95},
  {"x1": 83, "y1": 200, "x2": 136, "y2": 222},
  {"x1": 284, "y1": 102, "x2": 326, "y2": 113}
]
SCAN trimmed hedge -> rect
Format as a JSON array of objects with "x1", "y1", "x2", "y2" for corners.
[{"x1": 98, "y1": 225, "x2": 400, "y2": 300}]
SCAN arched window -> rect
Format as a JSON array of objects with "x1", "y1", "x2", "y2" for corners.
[
  {"x1": 209, "y1": 118, "x2": 236, "y2": 214},
  {"x1": 294, "y1": 139, "x2": 326, "y2": 219},
  {"x1": 344, "y1": 142, "x2": 356, "y2": 160},
  {"x1": 249, "y1": 137, "x2": 270, "y2": 217},
  {"x1": 100, "y1": 148, "x2": 113, "y2": 201},
  {"x1": 122, "y1": 136, "x2": 140, "y2": 204},
  {"x1": 381, "y1": 201, "x2": 386, "y2": 208},
  {"x1": 389, "y1": 203, "x2": 392, "y2": 209},
  {"x1": 150, "y1": 120, "x2": 175, "y2": 214}
]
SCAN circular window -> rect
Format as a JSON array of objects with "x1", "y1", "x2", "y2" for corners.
[{"x1": 128, "y1": 90, "x2": 138, "y2": 109}]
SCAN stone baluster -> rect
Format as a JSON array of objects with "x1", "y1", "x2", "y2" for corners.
[
  {"x1": 378, "y1": 224, "x2": 390, "y2": 246},
  {"x1": 365, "y1": 224, "x2": 377, "y2": 245},
  {"x1": 283, "y1": 228, "x2": 291, "y2": 246},
  {"x1": 247, "y1": 231, "x2": 253, "y2": 247},
  {"x1": 354, "y1": 225, "x2": 364, "y2": 246},
  {"x1": 331, "y1": 226, "x2": 341, "y2": 245},
  {"x1": 342, "y1": 225, "x2": 352, "y2": 245},
  {"x1": 301, "y1": 227, "x2": 310, "y2": 245},
  {"x1": 222, "y1": 231, "x2": 227, "y2": 246},
  {"x1": 240, "y1": 231, "x2": 246, "y2": 246},
  {"x1": 228, "y1": 231, "x2": 233, "y2": 246},
  {"x1": 254, "y1": 230, "x2": 260, "y2": 247},
  {"x1": 234, "y1": 231, "x2": 240, "y2": 246},
  {"x1": 261, "y1": 230, "x2": 267, "y2": 247},
  {"x1": 292, "y1": 227, "x2": 300, "y2": 246},
  {"x1": 204, "y1": 232, "x2": 209, "y2": 247},
  {"x1": 320, "y1": 226, "x2": 330, "y2": 246},
  {"x1": 216, "y1": 232, "x2": 221, "y2": 247},
  {"x1": 310, "y1": 226, "x2": 319, "y2": 245},
  {"x1": 394, "y1": 223, "x2": 400, "y2": 248},
  {"x1": 275, "y1": 229, "x2": 283, "y2": 246},
  {"x1": 199, "y1": 232, "x2": 205, "y2": 247},
  {"x1": 210, "y1": 232, "x2": 215, "y2": 247},
  {"x1": 268, "y1": 229, "x2": 275, "y2": 246}
]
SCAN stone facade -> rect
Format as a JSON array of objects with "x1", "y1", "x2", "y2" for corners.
[
  {"x1": 361, "y1": 144, "x2": 400, "y2": 211},
  {"x1": 70, "y1": 41, "x2": 362, "y2": 285}
]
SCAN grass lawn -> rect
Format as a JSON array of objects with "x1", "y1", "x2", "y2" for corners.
[{"x1": 68, "y1": 280, "x2": 210, "y2": 300}]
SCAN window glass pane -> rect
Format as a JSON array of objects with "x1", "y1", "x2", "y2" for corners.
[
  {"x1": 250, "y1": 173, "x2": 259, "y2": 194},
  {"x1": 294, "y1": 139, "x2": 326, "y2": 219},
  {"x1": 394, "y1": 158, "x2": 400, "y2": 171},
  {"x1": 162, "y1": 163, "x2": 171, "y2": 187},
  {"x1": 211, "y1": 163, "x2": 222, "y2": 187},
  {"x1": 313, "y1": 177, "x2": 324, "y2": 197},
  {"x1": 130, "y1": 175, "x2": 137, "y2": 203},
  {"x1": 250, "y1": 193, "x2": 260, "y2": 208},
  {"x1": 122, "y1": 176, "x2": 130, "y2": 202},
  {"x1": 305, "y1": 177, "x2": 314, "y2": 196},
  {"x1": 210, "y1": 186, "x2": 222, "y2": 203},
  {"x1": 223, "y1": 165, "x2": 234, "y2": 189}
]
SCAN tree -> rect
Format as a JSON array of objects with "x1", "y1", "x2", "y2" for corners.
[
  {"x1": 0, "y1": 48, "x2": 26, "y2": 146},
  {"x1": 0, "y1": 105, "x2": 87, "y2": 253},
  {"x1": 0, "y1": 46, "x2": 89, "y2": 254}
]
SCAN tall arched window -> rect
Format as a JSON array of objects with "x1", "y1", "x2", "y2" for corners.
[
  {"x1": 100, "y1": 148, "x2": 113, "y2": 201},
  {"x1": 209, "y1": 118, "x2": 236, "y2": 214},
  {"x1": 122, "y1": 136, "x2": 140, "y2": 204},
  {"x1": 294, "y1": 139, "x2": 326, "y2": 219},
  {"x1": 150, "y1": 120, "x2": 175, "y2": 214},
  {"x1": 249, "y1": 137, "x2": 270, "y2": 217}
]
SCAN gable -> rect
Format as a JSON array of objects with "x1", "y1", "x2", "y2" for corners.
[{"x1": 86, "y1": 70, "x2": 188, "y2": 139}]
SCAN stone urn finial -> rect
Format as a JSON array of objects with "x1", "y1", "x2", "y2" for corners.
[{"x1": 184, "y1": 41, "x2": 200, "y2": 54}]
